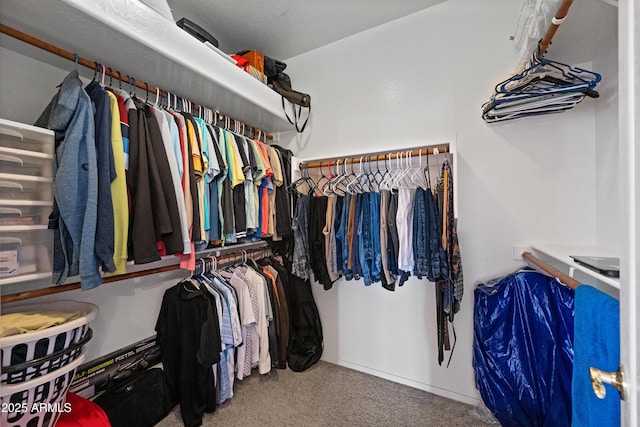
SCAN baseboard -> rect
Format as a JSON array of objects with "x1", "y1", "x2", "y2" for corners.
[{"x1": 331, "y1": 358, "x2": 482, "y2": 406}]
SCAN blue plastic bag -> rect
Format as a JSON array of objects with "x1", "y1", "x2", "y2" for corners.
[{"x1": 473, "y1": 271, "x2": 574, "y2": 427}]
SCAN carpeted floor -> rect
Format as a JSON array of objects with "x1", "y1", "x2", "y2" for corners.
[{"x1": 156, "y1": 361, "x2": 490, "y2": 426}]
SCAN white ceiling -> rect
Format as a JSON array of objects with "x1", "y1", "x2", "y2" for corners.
[{"x1": 166, "y1": 0, "x2": 447, "y2": 60}]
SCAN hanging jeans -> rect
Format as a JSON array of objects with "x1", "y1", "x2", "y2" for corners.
[
  {"x1": 292, "y1": 195, "x2": 310, "y2": 280},
  {"x1": 351, "y1": 194, "x2": 364, "y2": 280},
  {"x1": 369, "y1": 191, "x2": 382, "y2": 283},
  {"x1": 356, "y1": 193, "x2": 371, "y2": 284},
  {"x1": 386, "y1": 190, "x2": 399, "y2": 280},
  {"x1": 343, "y1": 193, "x2": 355, "y2": 281}
]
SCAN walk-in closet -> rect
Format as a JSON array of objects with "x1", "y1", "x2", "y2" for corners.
[{"x1": 0, "y1": 0, "x2": 637, "y2": 426}]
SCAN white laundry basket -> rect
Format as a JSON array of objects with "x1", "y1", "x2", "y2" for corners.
[
  {"x1": 0, "y1": 350, "x2": 86, "y2": 427},
  {"x1": 1, "y1": 300, "x2": 97, "y2": 385}
]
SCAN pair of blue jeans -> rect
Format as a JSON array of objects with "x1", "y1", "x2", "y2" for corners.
[{"x1": 337, "y1": 193, "x2": 352, "y2": 280}]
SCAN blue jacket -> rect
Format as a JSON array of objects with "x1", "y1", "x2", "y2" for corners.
[
  {"x1": 36, "y1": 70, "x2": 101, "y2": 289},
  {"x1": 85, "y1": 80, "x2": 116, "y2": 273}
]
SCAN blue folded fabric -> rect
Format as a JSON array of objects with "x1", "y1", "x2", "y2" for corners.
[{"x1": 572, "y1": 285, "x2": 620, "y2": 427}]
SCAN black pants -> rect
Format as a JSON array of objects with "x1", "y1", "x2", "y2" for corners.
[{"x1": 308, "y1": 196, "x2": 333, "y2": 289}]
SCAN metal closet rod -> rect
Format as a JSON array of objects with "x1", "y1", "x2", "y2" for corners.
[
  {"x1": 538, "y1": 0, "x2": 574, "y2": 55},
  {"x1": 0, "y1": 23, "x2": 273, "y2": 141},
  {"x1": 299, "y1": 144, "x2": 450, "y2": 170},
  {"x1": 1, "y1": 245, "x2": 272, "y2": 303}
]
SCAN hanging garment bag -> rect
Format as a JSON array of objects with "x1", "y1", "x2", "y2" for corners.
[{"x1": 473, "y1": 271, "x2": 575, "y2": 426}]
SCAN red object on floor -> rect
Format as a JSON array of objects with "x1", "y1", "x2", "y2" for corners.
[{"x1": 56, "y1": 392, "x2": 111, "y2": 427}]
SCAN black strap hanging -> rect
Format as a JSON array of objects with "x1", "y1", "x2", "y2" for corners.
[{"x1": 282, "y1": 96, "x2": 311, "y2": 133}]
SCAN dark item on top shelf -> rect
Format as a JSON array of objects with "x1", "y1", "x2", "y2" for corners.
[
  {"x1": 237, "y1": 51, "x2": 311, "y2": 132},
  {"x1": 176, "y1": 18, "x2": 219, "y2": 48}
]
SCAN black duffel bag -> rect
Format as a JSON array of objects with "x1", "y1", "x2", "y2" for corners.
[
  {"x1": 243, "y1": 51, "x2": 311, "y2": 133},
  {"x1": 93, "y1": 368, "x2": 175, "y2": 427}
]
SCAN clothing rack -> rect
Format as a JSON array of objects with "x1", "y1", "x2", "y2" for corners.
[
  {"x1": 0, "y1": 23, "x2": 273, "y2": 141},
  {"x1": 522, "y1": 251, "x2": 580, "y2": 289},
  {"x1": 538, "y1": 0, "x2": 574, "y2": 55},
  {"x1": 298, "y1": 144, "x2": 450, "y2": 170},
  {"x1": 1, "y1": 244, "x2": 272, "y2": 304}
]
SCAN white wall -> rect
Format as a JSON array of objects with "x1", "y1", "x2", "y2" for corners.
[
  {"x1": 589, "y1": 3, "x2": 619, "y2": 250},
  {"x1": 281, "y1": 0, "x2": 603, "y2": 404}
]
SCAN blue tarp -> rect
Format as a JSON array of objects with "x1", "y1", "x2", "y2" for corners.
[{"x1": 473, "y1": 271, "x2": 575, "y2": 427}]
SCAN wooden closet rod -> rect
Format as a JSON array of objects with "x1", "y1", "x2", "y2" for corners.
[
  {"x1": 522, "y1": 251, "x2": 580, "y2": 289},
  {"x1": 538, "y1": 0, "x2": 574, "y2": 55},
  {"x1": 1, "y1": 245, "x2": 271, "y2": 304},
  {"x1": 299, "y1": 144, "x2": 450, "y2": 170},
  {"x1": 0, "y1": 23, "x2": 272, "y2": 141}
]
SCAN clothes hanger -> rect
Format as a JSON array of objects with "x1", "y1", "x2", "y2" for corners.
[
  {"x1": 372, "y1": 155, "x2": 385, "y2": 190},
  {"x1": 346, "y1": 157, "x2": 365, "y2": 194},
  {"x1": 330, "y1": 158, "x2": 350, "y2": 195},
  {"x1": 393, "y1": 151, "x2": 411, "y2": 189},
  {"x1": 114, "y1": 71, "x2": 122, "y2": 90},
  {"x1": 290, "y1": 165, "x2": 314, "y2": 196},
  {"x1": 321, "y1": 161, "x2": 336, "y2": 196},
  {"x1": 325, "y1": 160, "x2": 339, "y2": 195},
  {"x1": 92, "y1": 63, "x2": 100, "y2": 82},
  {"x1": 314, "y1": 163, "x2": 330, "y2": 197},
  {"x1": 128, "y1": 77, "x2": 136, "y2": 97},
  {"x1": 362, "y1": 157, "x2": 375, "y2": 193},
  {"x1": 331, "y1": 160, "x2": 349, "y2": 196},
  {"x1": 410, "y1": 149, "x2": 428, "y2": 190},
  {"x1": 379, "y1": 154, "x2": 392, "y2": 191}
]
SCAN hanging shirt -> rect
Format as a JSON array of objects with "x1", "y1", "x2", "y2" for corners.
[
  {"x1": 240, "y1": 137, "x2": 258, "y2": 233},
  {"x1": 396, "y1": 187, "x2": 416, "y2": 273},
  {"x1": 226, "y1": 267, "x2": 257, "y2": 380},
  {"x1": 85, "y1": 80, "x2": 117, "y2": 273},
  {"x1": 154, "y1": 106, "x2": 191, "y2": 254},
  {"x1": 216, "y1": 128, "x2": 235, "y2": 242},
  {"x1": 36, "y1": 70, "x2": 101, "y2": 288},
  {"x1": 266, "y1": 146, "x2": 283, "y2": 239},
  {"x1": 182, "y1": 114, "x2": 202, "y2": 243},
  {"x1": 227, "y1": 133, "x2": 247, "y2": 235},
  {"x1": 205, "y1": 125, "x2": 223, "y2": 243},
  {"x1": 141, "y1": 102, "x2": 183, "y2": 256},
  {"x1": 253, "y1": 140, "x2": 273, "y2": 237},
  {"x1": 104, "y1": 91, "x2": 129, "y2": 275},
  {"x1": 155, "y1": 283, "x2": 220, "y2": 427},
  {"x1": 243, "y1": 266, "x2": 272, "y2": 374}
]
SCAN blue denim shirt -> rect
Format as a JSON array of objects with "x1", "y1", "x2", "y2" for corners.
[
  {"x1": 370, "y1": 192, "x2": 382, "y2": 282},
  {"x1": 292, "y1": 195, "x2": 311, "y2": 280},
  {"x1": 37, "y1": 70, "x2": 101, "y2": 289},
  {"x1": 352, "y1": 194, "x2": 363, "y2": 280},
  {"x1": 359, "y1": 193, "x2": 373, "y2": 285}
]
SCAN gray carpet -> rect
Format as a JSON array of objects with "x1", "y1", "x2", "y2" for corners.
[{"x1": 156, "y1": 361, "x2": 487, "y2": 426}]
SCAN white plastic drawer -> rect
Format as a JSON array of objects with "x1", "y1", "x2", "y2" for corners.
[
  {"x1": 0, "y1": 178, "x2": 52, "y2": 202},
  {"x1": 0, "y1": 228, "x2": 52, "y2": 281},
  {"x1": 0, "y1": 119, "x2": 54, "y2": 157},
  {"x1": 0, "y1": 202, "x2": 53, "y2": 227},
  {"x1": 0, "y1": 150, "x2": 54, "y2": 179}
]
